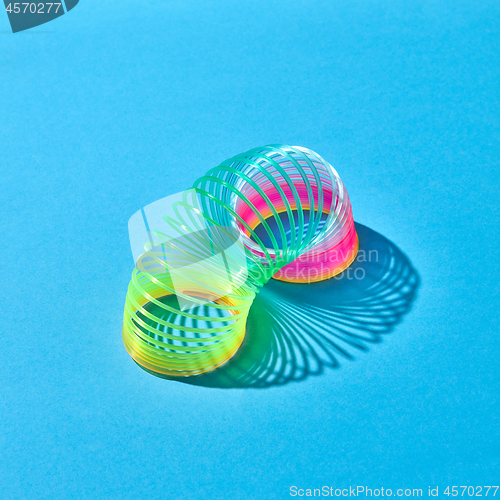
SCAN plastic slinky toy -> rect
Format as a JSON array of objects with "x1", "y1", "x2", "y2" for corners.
[{"x1": 122, "y1": 145, "x2": 358, "y2": 377}]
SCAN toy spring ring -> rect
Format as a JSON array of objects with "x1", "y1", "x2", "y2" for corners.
[{"x1": 122, "y1": 145, "x2": 358, "y2": 377}]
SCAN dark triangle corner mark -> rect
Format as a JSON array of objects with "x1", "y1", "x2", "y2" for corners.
[
  {"x1": 64, "y1": 0, "x2": 79, "y2": 12},
  {"x1": 3, "y1": 0, "x2": 79, "y2": 33}
]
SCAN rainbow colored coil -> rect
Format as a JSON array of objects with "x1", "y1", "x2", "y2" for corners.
[{"x1": 122, "y1": 145, "x2": 358, "y2": 377}]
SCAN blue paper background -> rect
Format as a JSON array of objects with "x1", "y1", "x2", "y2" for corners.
[{"x1": 1, "y1": 1, "x2": 498, "y2": 498}]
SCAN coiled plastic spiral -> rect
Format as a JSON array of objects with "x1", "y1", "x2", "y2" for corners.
[{"x1": 122, "y1": 145, "x2": 358, "y2": 377}]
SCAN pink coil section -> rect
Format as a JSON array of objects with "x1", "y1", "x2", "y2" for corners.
[{"x1": 232, "y1": 151, "x2": 358, "y2": 283}]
